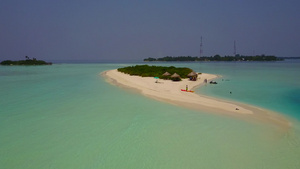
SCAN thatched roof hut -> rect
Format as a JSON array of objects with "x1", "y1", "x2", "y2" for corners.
[
  {"x1": 171, "y1": 73, "x2": 181, "y2": 78},
  {"x1": 162, "y1": 72, "x2": 171, "y2": 76},
  {"x1": 187, "y1": 71, "x2": 198, "y2": 81},
  {"x1": 187, "y1": 71, "x2": 197, "y2": 77}
]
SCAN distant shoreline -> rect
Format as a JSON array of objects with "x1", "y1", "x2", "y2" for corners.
[
  {"x1": 1, "y1": 57, "x2": 52, "y2": 66},
  {"x1": 144, "y1": 55, "x2": 284, "y2": 62},
  {"x1": 103, "y1": 69, "x2": 292, "y2": 132}
]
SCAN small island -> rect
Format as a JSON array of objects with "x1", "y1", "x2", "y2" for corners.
[
  {"x1": 0, "y1": 56, "x2": 52, "y2": 65},
  {"x1": 144, "y1": 54, "x2": 283, "y2": 62},
  {"x1": 103, "y1": 66, "x2": 290, "y2": 130}
]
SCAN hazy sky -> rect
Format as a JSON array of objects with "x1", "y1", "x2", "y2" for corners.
[{"x1": 1, "y1": 0, "x2": 299, "y2": 62}]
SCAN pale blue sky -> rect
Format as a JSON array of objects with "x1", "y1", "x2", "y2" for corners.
[{"x1": 1, "y1": 0, "x2": 299, "y2": 62}]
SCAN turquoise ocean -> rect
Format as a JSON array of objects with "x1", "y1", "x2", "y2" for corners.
[{"x1": 1, "y1": 60, "x2": 300, "y2": 169}]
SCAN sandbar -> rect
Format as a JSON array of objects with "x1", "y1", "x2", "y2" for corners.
[{"x1": 102, "y1": 69, "x2": 292, "y2": 131}]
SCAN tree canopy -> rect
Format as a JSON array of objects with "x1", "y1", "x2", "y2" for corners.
[{"x1": 117, "y1": 65, "x2": 194, "y2": 80}]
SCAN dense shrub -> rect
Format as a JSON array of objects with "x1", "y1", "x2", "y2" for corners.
[{"x1": 117, "y1": 65, "x2": 194, "y2": 80}]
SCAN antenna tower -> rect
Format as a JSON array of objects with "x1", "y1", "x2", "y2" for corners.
[
  {"x1": 234, "y1": 40, "x2": 236, "y2": 56},
  {"x1": 200, "y1": 36, "x2": 203, "y2": 58}
]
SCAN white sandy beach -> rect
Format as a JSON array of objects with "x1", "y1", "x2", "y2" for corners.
[{"x1": 103, "y1": 69, "x2": 291, "y2": 130}]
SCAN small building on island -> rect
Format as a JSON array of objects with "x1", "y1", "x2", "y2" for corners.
[
  {"x1": 162, "y1": 72, "x2": 171, "y2": 76},
  {"x1": 187, "y1": 72, "x2": 197, "y2": 81},
  {"x1": 171, "y1": 73, "x2": 181, "y2": 81}
]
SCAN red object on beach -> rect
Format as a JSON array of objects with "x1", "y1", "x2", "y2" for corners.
[{"x1": 181, "y1": 89, "x2": 194, "y2": 93}]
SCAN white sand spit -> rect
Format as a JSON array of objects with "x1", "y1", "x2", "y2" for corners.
[{"x1": 103, "y1": 69, "x2": 292, "y2": 131}]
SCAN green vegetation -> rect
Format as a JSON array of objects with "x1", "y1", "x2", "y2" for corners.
[
  {"x1": 1, "y1": 56, "x2": 52, "y2": 65},
  {"x1": 117, "y1": 65, "x2": 194, "y2": 81},
  {"x1": 144, "y1": 54, "x2": 283, "y2": 62}
]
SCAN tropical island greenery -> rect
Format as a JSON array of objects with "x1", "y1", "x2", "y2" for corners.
[
  {"x1": 0, "y1": 56, "x2": 52, "y2": 65},
  {"x1": 144, "y1": 54, "x2": 283, "y2": 62},
  {"x1": 117, "y1": 65, "x2": 194, "y2": 81}
]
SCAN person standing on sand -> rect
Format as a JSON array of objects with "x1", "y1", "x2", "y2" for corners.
[{"x1": 186, "y1": 85, "x2": 188, "y2": 91}]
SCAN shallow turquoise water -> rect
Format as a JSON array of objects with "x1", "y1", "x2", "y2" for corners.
[{"x1": 1, "y1": 62, "x2": 300, "y2": 169}]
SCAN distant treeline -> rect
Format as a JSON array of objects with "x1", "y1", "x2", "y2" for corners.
[
  {"x1": 144, "y1": 55, "x2": 283, "y2": 62},
  {"x1": 1, "y1": 56, "x2": 52, "y2": 65}
]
